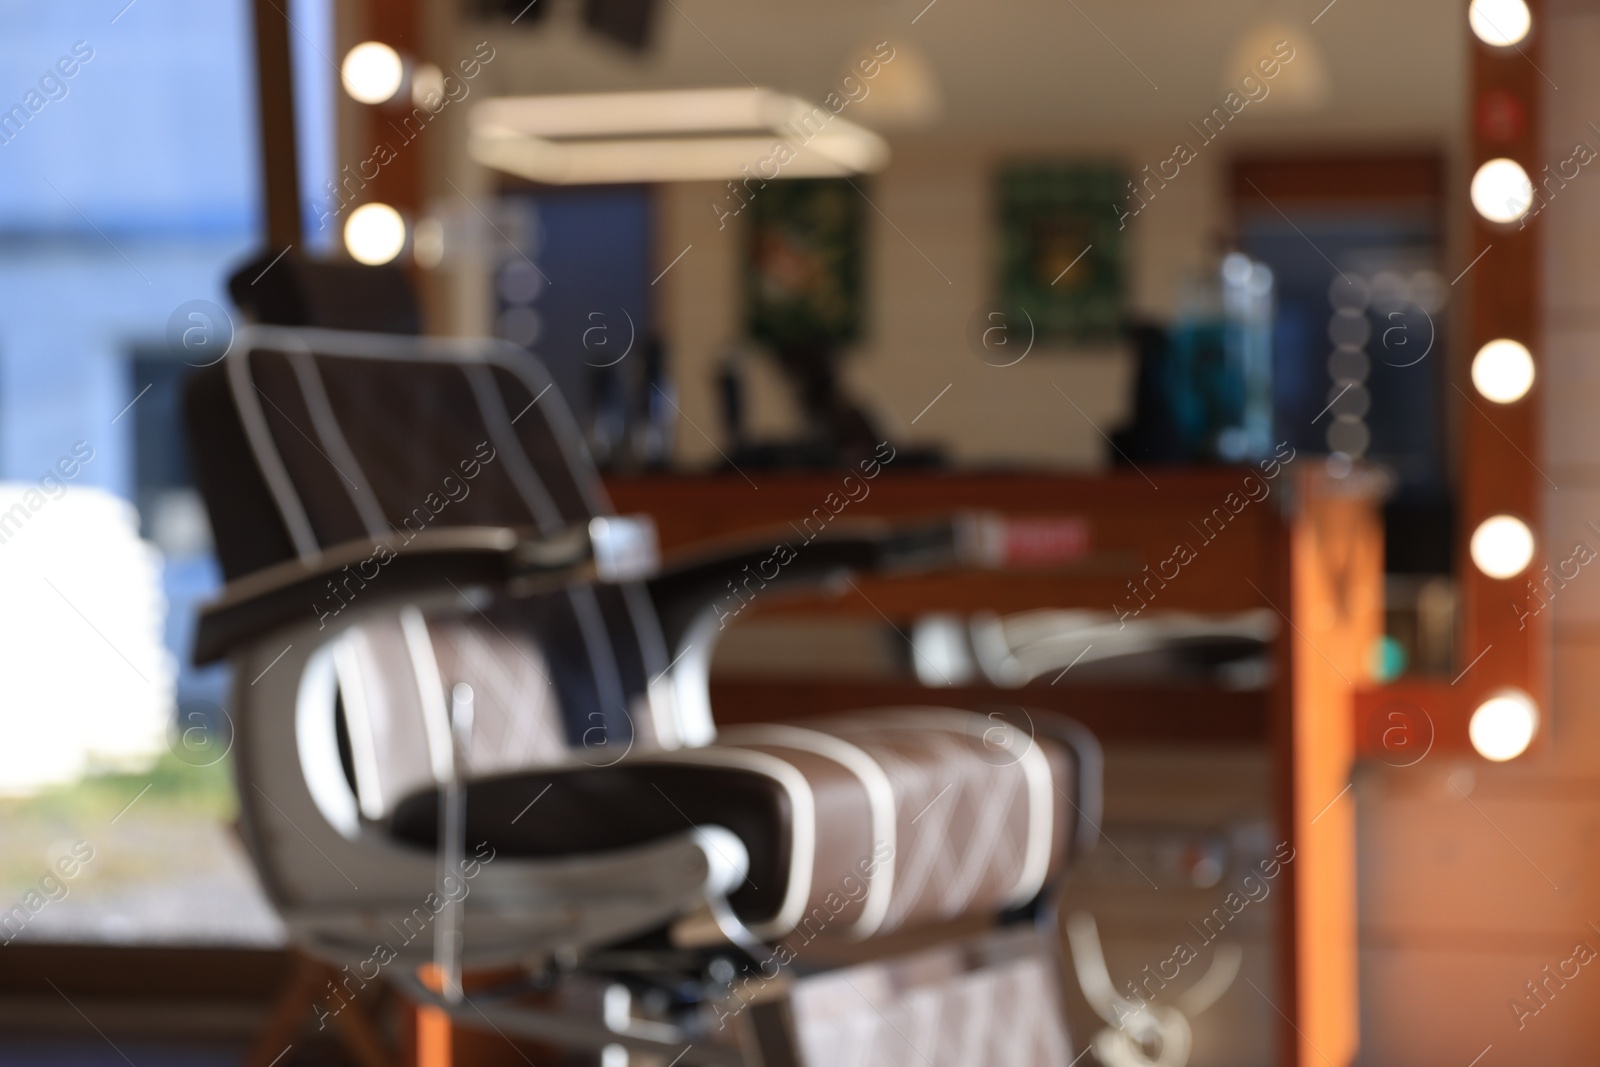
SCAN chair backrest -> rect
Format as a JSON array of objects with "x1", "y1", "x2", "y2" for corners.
[{"x1": 186, "y1": 326, "x2": 682, "y2": 817}]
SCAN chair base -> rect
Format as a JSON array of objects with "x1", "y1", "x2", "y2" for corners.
[
  {"x1": 393, "y1": 921, "x2": 1075, "y2": 1067},
  {"x1": 243, "y1": 949, "x2": 390, "y2": 1067}
]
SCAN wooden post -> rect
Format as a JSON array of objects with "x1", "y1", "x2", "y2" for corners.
[
  {"x1": 406, "y1": 965, "x2": 456, "y2": 1067},
  {"x1": 403, "y1": 965, "x2": 555, "y2": 1067},
  {"x1": 250, "y1": 0, "x2": 301, "y2": 249},
  {"x1": 1275, "y1": 466, "x2": 1385, "y2": 1067}
]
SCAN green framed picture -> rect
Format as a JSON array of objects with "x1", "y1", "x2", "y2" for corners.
[
  {"x1": 999, "y1": 164, "x2": 1126, "y2": 343},
  {"x1": 745, "y1": 178, "x2": 863, "y2": 349}
]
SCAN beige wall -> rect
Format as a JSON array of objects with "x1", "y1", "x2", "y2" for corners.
[{"x1": 654, "y1": 133, "x2": 1225, "y2": 469}]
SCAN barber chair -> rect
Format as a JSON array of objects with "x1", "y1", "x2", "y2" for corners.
[{"x1": 185, "y1": 324, "x2": 1102, "y2": 1066}]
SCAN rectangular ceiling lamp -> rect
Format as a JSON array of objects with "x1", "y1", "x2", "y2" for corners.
[{"x1": 468, "y1": 88, "x2": 890, "y2": 185}]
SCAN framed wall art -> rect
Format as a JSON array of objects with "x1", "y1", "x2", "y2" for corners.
[
  {"x1": 744, "y1": 178, "x2": 864, "y2": 349},
  {"x1": 998, "y1": 164, "x2": 1126, "y2": 343}
]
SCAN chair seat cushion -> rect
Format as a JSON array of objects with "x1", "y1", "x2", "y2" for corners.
[{"x1": 388, "y1": 707, "x2": 1088, "y2": 942}]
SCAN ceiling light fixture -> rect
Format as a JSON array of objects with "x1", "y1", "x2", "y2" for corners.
[
  {"x1": 468, "y1": 88, "x2": 890, "y2": 185},
  {"x1": 848, "y1": 42, "x2": 942, "y2": 130}
]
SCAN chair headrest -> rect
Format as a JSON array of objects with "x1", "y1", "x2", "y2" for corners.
[{"x1": 227, "y1": 249, "x2": 420, "y2": 335}]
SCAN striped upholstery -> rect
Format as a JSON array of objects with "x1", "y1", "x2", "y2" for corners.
[
  {"x1": 328, "y1": 610, "x2": 569, "y2": 821},
  {"x1": 187, "y1": 327, "x2": 678, "y2": 799},
  {"x1": 791, "y1": 938, "x2": 1072, "y2": 1066},
  {"x1": 713, "y1": 711, "x2": 1074, "y2": 940},
  {"x1": 387, "y1": 708, "x2": 1082, "y2": 942}
]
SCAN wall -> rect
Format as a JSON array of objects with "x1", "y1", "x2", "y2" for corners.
[{"x1": 654, "y1": 131, "x2": 1225, "y2": 469}]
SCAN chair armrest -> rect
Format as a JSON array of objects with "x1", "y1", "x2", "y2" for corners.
[
  {"x1": 646, "y1": 512, "x2": 1002, "y2": 653},
  {"x1": 388, "y1": 755, "x2": 790, "y2": 932},
  {"x1": 193, "y1": 517, "x2": 659, "y2": 664}
]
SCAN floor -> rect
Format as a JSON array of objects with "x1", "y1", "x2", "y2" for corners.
[
  {"x1": 0, "y1": 1042, "x2": 245, "y2": 1067},
  {"x1": 0, "y1": 1039, "x2": 362, "y2": 1067}
]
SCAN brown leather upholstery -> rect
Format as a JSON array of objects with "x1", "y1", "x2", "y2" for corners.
[
  {"x1": 185, "y1": 331, "x2": 671, "y2": 753},
  {"x1": 716, "y1": 711, "x2": 1075, "y2": 940},
  {"x1": 330, "y1": 611, "x2": 572, "y2": 820},
  {"x1": 187, "y1": 329, "x2": 1100, "y2": 957},
  {"x1": 389, "y1": 708, "x2": 1082, "y2": 943},
  {"x1": 389, "y1": 756, "x2": 800, "y2": 924},
  {"x1": 790, "y1": 928, "x2": 1072, "y2": 1065}
]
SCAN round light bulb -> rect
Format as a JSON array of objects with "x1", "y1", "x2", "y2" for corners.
[
  {"x1": 1469, "y1": 689, "x2": 1537, "y2": 761},
  {"x1": 1471, "y1": 339, "x2": 1536, "y2": 403},
  {"x1": 1469, "y1": 0, "x2": 1532, "y2": 46},
  {"x1": 341, "y1": 42, "x2": 404, "y2": 105},
  {"x1": 1470, "y1": 514, "x2": 1534, "y2": 579},
  {"x1": 344, "y1": 203, "x2": 406, "y2": 266},
  {"x1": 1471, "y1": 158, "x2": 1534, "y2": 223}
]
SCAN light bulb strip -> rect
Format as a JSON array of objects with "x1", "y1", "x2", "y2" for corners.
[{"x1": 1455, "y1": 0, "x2": 1545, "y2": 763}]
